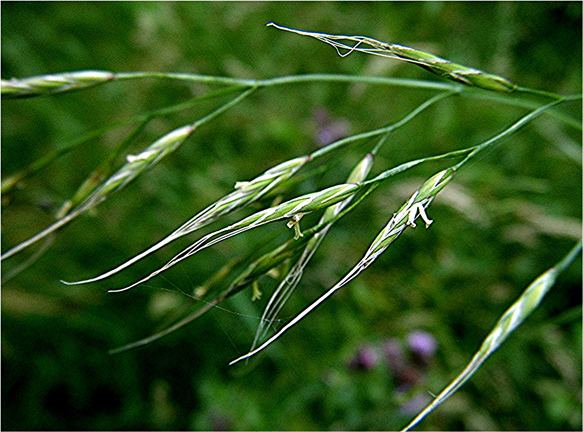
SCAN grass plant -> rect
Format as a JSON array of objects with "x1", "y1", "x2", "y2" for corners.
[{"x1": 2, "y1": 12, "x2": 581, "y2": 430}]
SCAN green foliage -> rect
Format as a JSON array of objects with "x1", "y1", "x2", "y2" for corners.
[{"x1": 2, "y1": 2, "x2": 581, "y2": 431}]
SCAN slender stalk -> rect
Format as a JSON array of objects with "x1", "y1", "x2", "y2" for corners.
[
  {"x1": 310, "y1": 91, "x2": 457, "y2": 159},
  {"x1": 4, "y1": 71, "x2": 580, "y2": 129},
  {"x1": 451, "y1": 99, "x2": 566, "y2": 170}
]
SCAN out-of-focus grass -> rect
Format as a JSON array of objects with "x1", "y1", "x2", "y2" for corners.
[{"x1": 2, "y1": 2, "x2": 581, "y2": 430}]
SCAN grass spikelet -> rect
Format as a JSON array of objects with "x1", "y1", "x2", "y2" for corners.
[
  {"x1": 2, "y1": 89, "x2": 254, "y2": 261},
  {"x1": 180, "y1": 154, "x2": 310, "y2": 232},
  {"x1": 60, "y1": 154, "x2": 310, "y2": 284},
  {"x1": 251, "y1": 152, "x2": 375, "y2": 350},
  {"x1": 87, "y1": 182, "x2": 362, "y2": 292},
  {"x1": 229, "y1": 168, "x2": 456, "y2": 365},
  {"x1": 1, "y1": 70, "x2": 115, "y2": 98},
  {"x1": 1, "y1": 124, "x2": 195, "y2": 261},
  {"x1": 268, "y1": 23, "x2": 516, "y2": 93},
  {"x1": 57, "y1": 91, "x2": 452, "y2": 286},
  {"x1": 402, "y1": 241, "x2": 582, "y2": 431}
]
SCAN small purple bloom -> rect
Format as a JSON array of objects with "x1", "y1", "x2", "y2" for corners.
[
  {"x1": 209, "y1": 410, "x2": 232, "y2": 431},
  {"x1": 407, "y1": 330, "x2": 438, "y2": 359},
  {"x1": 348, "y1": 345, "x2": 379, "y2": 371}
]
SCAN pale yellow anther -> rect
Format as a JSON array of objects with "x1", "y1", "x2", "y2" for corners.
[
  {"x1": 407, "y1": 204, "x2": 419, "y2": 227},
  {"x1": 417, "y1": 204, "x2": 433, "y2": 228},
  {"x1": 287, "y1": 214, "x2": 305, "y2": 240},
  {"x1": 406, "y1": 203, "x2": 433, "y2": 229},
  {"x1": 234, "y1": 181, "x2": 251, "y2": 189}
]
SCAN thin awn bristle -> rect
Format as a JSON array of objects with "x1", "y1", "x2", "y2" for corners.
[
  {"x1": 230, "y1": 168, "x2": 456, "y2": 365},
  {"x1": 268, "y1": 23, "x2": 516, "y2": 93},
  {"x1": 402, "y1": 241, "x2": 582, "y2": 431}
]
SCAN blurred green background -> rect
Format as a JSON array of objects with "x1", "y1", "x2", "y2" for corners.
[{"x1": 2, "y1": 2, "x2": 581, "y2": 430}]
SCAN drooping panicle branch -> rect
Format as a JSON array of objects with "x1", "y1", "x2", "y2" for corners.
[
  {"x1": 230, "y1": 168, "x2": 456, "y2": 365},
  {"x1": 59, "y1": 92, "x2": 451, "y2": 284},
  {"x1": 2, "y1": 89, "x2": 255, "y2": 261},
  {"x1": 402, "y1": 241, "x2": 582, "y2": 431},
  {"x1": 267, "y1": 22, "x2": 516, "y2": 93},
  {"x1": 251, "y1": 152, "x2": 375, "y2": 350}
]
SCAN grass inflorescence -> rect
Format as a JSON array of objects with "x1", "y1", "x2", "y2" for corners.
[{"x1": 2, "y1": 21, "x2": 581, "y2": 430}]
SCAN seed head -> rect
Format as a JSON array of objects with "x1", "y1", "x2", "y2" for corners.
[
  {"x1": 268, "y1": 23, "x2": 516, "y2": 93},
  {"x1": 83, "y1": 125, "x2": 195, "y2": 206},
  {"x1": 229, "y1": 168, "x2": 456, "y2": 365},
  {"x1": 1, "y1": 70, "x2": 115, "y2": 98}
]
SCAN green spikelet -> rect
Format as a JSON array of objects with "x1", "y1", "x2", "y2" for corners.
[
  {"x1": 1, "y1": 70, "x2": 115, "y2": 98},
  {"x1": 229, "y1": 168, "x2": 456, "y2": 365},
  {"x1": 402, "y1": 242, "x2": 582, "y2": 431},
  {"x1": 268, "y1": 23, "x2": 516, "y2": 93}
]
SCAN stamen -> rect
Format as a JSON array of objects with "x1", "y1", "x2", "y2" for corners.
[
  {"x1": 287, "y1": 214, "x2": 305, "y2": 240},
  {"x1": 407, "y1": 204, "x2": 419, "y2": 227},
  {"x1": 418, "y1": 204, "x2": 433, "y2": 228}
]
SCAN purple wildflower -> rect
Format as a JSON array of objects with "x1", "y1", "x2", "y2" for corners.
[
  {"x1": 348, "y1": 345, "x2": 379, "y2": 371},
  {"x1": 407, "y1": 330, "x2": 438, "y2": 359}
]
